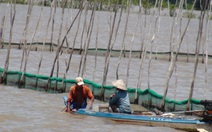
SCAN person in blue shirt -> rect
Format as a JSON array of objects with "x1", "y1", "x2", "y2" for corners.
[{"x1": 109, "y1": 79, "x2": 132, "y2": 114}]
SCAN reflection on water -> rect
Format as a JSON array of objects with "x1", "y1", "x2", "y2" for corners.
[{"x1": 0, "y1": 85, "x2": 185, "y2": 132}]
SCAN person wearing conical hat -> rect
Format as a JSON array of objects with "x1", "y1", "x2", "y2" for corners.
[
  {"x1": 64, "y1": 77, "x2": 94, "y2": 112},
  {"x1": 109, "y1": 79, "x2": 132, "y2": 114}
]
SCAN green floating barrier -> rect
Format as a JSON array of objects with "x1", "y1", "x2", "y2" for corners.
[{"x1": 0, "y1": 67, "x2": 203, "y2": 112}]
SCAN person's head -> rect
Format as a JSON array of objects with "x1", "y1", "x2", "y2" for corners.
[
  {"x1": 111, "y1": 79, "x2": 127, "y2": 91},
  {"x1": 75, "y1": 77, "x2": 84, "y2": 86}
]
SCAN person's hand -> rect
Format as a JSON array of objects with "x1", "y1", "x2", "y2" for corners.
[
  {"x1": 72, "y1": 109, "x2": 77, "y2": 112},
  {"x1": 88, "y1": 105, "x2": 93, "y2": 110},
  {"x1": 110, "y1": 94, "x2": 115, "y2": 98},
  {"x1": 67, "y1": 108, "x2": 71, "y2": 113}
]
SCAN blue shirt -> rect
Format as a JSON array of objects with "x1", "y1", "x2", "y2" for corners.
[{"x1": 109, "y1": 90, "x2": 132, "y2": 114}]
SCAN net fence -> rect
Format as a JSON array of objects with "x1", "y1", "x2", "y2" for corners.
[{"x1": 0, "y1": 67, "x2": 203, "y2": 112}]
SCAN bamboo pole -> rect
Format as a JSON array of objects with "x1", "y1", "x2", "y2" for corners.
[
  {"x1": 203, "y1": 3, "x2": 211, "y2": 101},
  {"x1": 160, "y1": 0, "x2": 184, "y2": 110},
  {"x1": 50, "y1": 0, "x2": 57, "y2": 52},
  {"x1": 114, "y1": 5, "x2": 124, "y2": 80},
  {"x1": 100, "y1": 2, "x2": 119, "y2": 100},
  {"x1": 201, "y1": 0, "x2": 211, "y2": 63},
  {"x1": 93, "y1": 11, "x2": 99, "y2": 83},
  {"x1": 110, "y1": 1, "x2": 123, "y2": 50},
  {"x1": 37, "y1": 0, "x2": 54, "y2": 75},
  {"x1": 115, "y1": 0, "x2": 127, "y2": 80},
  {"x1": 125, "y1": 0, "x2": 131, "y2": 87},
  {"x1": 186, "y1": 0, "x2": 208, "y2": 111},
  {"x1": 60, "y1": 3, "x2": 84, "y2": 91},
  {"x1": 135, "y1": 0, "x2": 145, "y2": 103},
  {"x1": 161, "y1": 0, "x2": 197, "y2": 112},
  {"x1": 81, "y1": 2, "x2": 96, "y2": 77},
  {"x1": 0, "y1": 15, "x2": 5, "y2": 49},
  {"x1": 19, "y1": 0, "x2": 33, "y2": 87},
  {"x1": 125, "y1": 0, "x2": 143, "y2": 103},
  {"x1": 147, "y1": 0, "x2": 162, "y2": 89},
  {"x1": 55, "y1": 0, "x2": 67, "y2": 91},
  {"x1": 171, "y1": 0, "x2": 184, "y2": 103},
  {"x1": 0, "y1": 3, "x2": 16, "y2": 84},
  {"x1": 184, "y1": 1, "x2": 190, "y2": 63},
  {"x1": 77, "y1": 1, "x2": 88, "y2": 76},
  {"x1": 47, "y1": 1, "x2": 85, "y2": 90}
]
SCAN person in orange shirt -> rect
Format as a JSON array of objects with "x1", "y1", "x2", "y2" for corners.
[{"x1": 63, "y1": 77, "x2": 94, "y2": 112}]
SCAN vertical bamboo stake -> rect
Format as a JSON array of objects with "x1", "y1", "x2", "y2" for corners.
[
  {"x1": 125, "y1": 0, "x2": 143, "y2": 103},
  {"x1": 60, "y1": 5, "x2": 83, "y2": 91},
  {"x1": 55, "y1": 0, "x2": 67, "y2": 91},
  {"x1": 139, "y1": 0, "x2": 148, "y2": 60},
  {"x1": 147, "y1": 0, "x2": 162, "y2": 89},
  {"x1": 168, "y1": 0, "x2": 178, "y2": 62},
  {"x1": 77, "y1": 1, "x2": 88, "y2": 76},
  {"x1": 203, "y1": 4, "x2": 211, "y2": 100},
  {"x1": 186, "y1": 0, "x2": 208, "y2": 111},
  {"x1": 110, "y1": 1, "x2": 123, "y2": 50},
  {"x1": 100, "y1": 2, "x2": 118, "y2": 100},
  {"x1": 0, "y1": 16, "x2": 5, "y2": 49},
  {"x1": 135, "y1": 0, "x2": 145, "y2": 103},
  {"x1": 47, "y1": 2, "x2": 85, "y2": 90},
  {"x1": 50, "y1": 0, "x2": 57, "y2": 52},
  {"x1": 25, "y1": 1, "x2": 44, "y2": 89},
  {"x1": 81, "y1": 2, "x2": 96, "y2": 77},
  {"x1": 113, "y1": 3, "x2": 124, "y2": 79},
  {"x1": 125, "y1": 0, "x2": 131, "y2": 87},
  {"x1": 37, "y1": 0, "x2": 54, "y2": 75},
  {"x1": 137, "y1": 8, "x2": 150, "y2": 90},
  {"x1": 0, "y1": 3, "x2": 16, "y2": 84},
  {"x1": 115, "y1": 0, "x2": 128, "y2": 80},
  {"x1": 184, "y1": 0, "x2": 190, "y2": 63},
  {"x1": 161, "y1": 0, "x2": 196, "y2": 111},
  {"x1": 93, "y1": 12, "x2": 99, "y2": 82},
  {"x1": 19, "y1": 0, "x2": 33, "y2": 87}
]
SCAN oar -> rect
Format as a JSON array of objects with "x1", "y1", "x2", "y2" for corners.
[{"x1": 166, "y1": 110, "x2": 204, "y2": 115}]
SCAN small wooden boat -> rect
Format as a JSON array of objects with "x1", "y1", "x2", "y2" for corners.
[
  {"x1": 62, "y1": 96, "x2": 212, "y2": 131},
  {"x1": 75, "y1": 108, "x2": 212, "y2": 132}
]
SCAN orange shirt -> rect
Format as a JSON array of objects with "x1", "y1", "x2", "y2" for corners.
[{"x1": 67, "y1": 85, "x2": 94, "y2": 102}]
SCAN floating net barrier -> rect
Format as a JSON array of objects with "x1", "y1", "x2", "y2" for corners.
[
  {"x1": 1, "y1": 42, "x2": 212, "y2": 63},
  {"x1": 0, "y1": 67, "x2": 204, "y2": 112}
]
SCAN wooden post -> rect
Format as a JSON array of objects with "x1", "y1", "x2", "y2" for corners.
[
  {"x1": 0, "y1": 16, "x2": 5, "y2": 49},
  {"x1": 161, "y1": 0, "x2": 196, "y2": 112},
  {"x1": 0, "y1": 3, "x2": 16, "y2": 84},
  {"x1": 186, "y1": 0, "x2": 208, "y2": 111}
]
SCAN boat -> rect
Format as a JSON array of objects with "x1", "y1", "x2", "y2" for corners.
[
  {"x1": 75, "y1": 108, "x2": 211, "y2": 132},
  {"x1": 62, "y1": 96, "x2": 212, "y2": 132}
]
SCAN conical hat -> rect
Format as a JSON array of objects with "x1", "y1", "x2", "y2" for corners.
[{"x1": 111, "y1": 79, "x2": 127, "y2": 91}]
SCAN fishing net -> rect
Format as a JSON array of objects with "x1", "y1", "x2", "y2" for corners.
[{"x1": 0, "y1": 68, "x2": 204, "y2": 112}]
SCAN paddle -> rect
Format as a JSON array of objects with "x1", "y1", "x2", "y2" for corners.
[{"x1": 169, "y1": 110, "x2": 204, "y2": 115}]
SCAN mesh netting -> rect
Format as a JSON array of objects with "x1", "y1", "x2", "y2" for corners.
[{"x1": 0, "y1": 68, "x2": 204, "y2": 112}]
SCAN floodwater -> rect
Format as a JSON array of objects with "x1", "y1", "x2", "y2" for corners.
[
  {"x1": 0, "y1": 2, "x2": 212, "y2": 132},
  {"x1": 0, "y1": 85, "x2": 185, "y2": 132}
]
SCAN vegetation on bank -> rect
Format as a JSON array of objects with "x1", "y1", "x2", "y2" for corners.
[
  {"x1": 0, "y1": 0, "x2": 211, "y2": 18},
  {"x1": 0, "y1": 0, "x2": 210, "y2": 10}
]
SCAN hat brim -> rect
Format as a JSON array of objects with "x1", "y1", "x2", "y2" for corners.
[
  {"x1": 116, "y1": 87, "x2": 127, "y2": 91},
  {"x1": 77, "y1": 82, "x2": 84, "y2": 86}
]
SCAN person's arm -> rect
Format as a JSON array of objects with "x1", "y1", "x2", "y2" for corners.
[
  {"x1": 66, "y1": 87, "x2": 73, "y2": 113},
  {"x1": 109, "y1": 93, "x2": 119, "y2": 106},
  {"x1": 89, "y1": 96, "x2": 94, "y2": 109},
  {"x1": 87, "y1": 86, "x2": 94, "y2": 109},
  {"x1": 67, "y1": 101, "x2": 71, "y2": 113}
]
